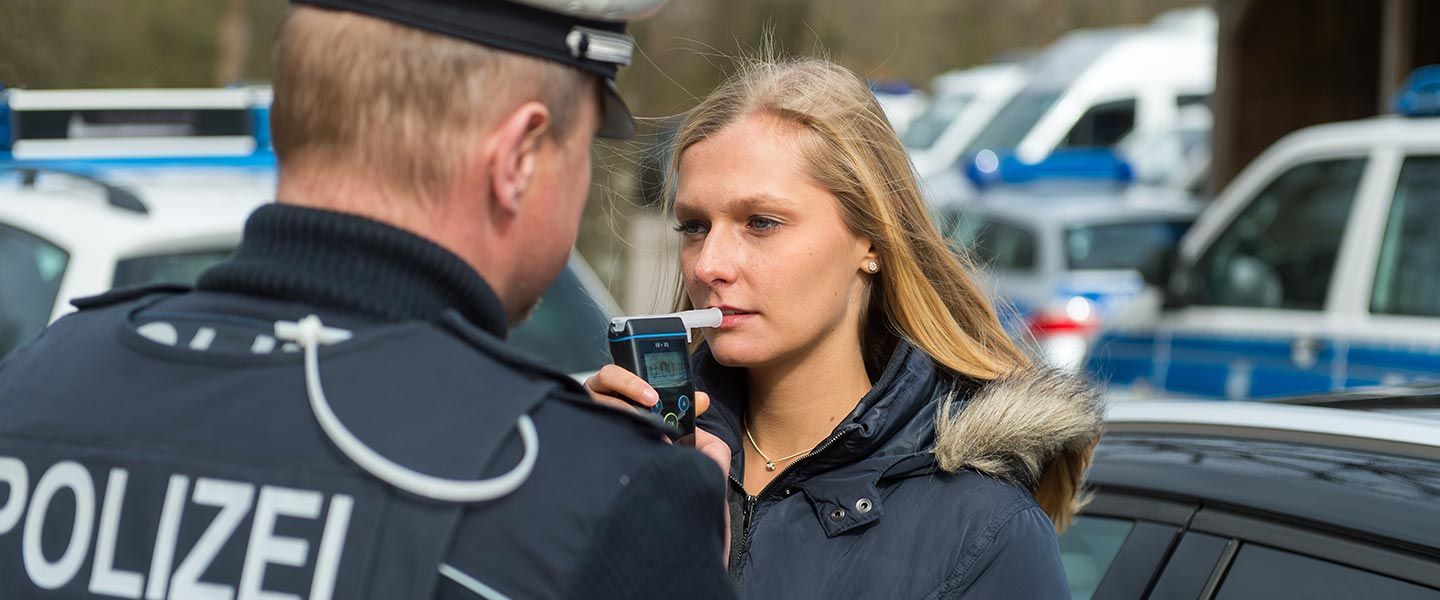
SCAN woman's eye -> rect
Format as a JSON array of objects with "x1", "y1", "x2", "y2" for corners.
[
  {"x1": 674, "y1": 220, "x2": 708, "y2": 236},
  {"x1": 748, "y1": 216, "x2": 781, "y2": 231}
]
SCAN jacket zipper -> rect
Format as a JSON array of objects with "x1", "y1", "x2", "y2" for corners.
[{"x1": 729, "y1": 426, "x2": 856, "y2": 582}]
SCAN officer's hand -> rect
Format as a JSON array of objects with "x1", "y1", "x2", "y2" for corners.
[
  {"x1": 585, "y1": 365, "x2": 733, "y2": 565},
  {"x1": 584, "y1": 365, "x2": 731, "y2": 475}
]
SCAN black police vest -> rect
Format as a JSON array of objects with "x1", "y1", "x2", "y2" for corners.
[{"x1": 0, "y1": 287, "x2": 561, "y2": 599}]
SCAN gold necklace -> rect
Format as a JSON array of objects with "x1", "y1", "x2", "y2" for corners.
[{"x1": 744, "y1": 424, "x2": 811, "y2": 471}]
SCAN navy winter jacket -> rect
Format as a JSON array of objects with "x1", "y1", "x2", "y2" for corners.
[{"x1": 696, "y1": 341, "x2": 1103, "y2": 599}]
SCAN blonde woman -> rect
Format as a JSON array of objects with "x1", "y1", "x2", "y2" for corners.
[{"x1": 587, "y1": 58, "x2": 1103, "y2": 599}]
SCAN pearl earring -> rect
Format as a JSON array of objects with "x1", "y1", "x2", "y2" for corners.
[{"x1": 866, "y1": 261, "x2": 879, "y2": 273}]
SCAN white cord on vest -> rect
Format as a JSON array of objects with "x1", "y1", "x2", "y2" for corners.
[{"x1": 276, "y1": 315, "x2": 538, "y2": 503}]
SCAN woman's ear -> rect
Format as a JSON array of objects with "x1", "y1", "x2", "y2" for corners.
[
  {"x1": 861, "y1": 242, "x2": 880, "y2": 274},
  {"x1": 488, "y1": 101, "x2": 551, "y2": 215}
]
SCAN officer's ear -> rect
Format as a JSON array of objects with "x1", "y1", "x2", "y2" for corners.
[{"x1": 487, "y1": 100, "x2": 551, "y2": 215}]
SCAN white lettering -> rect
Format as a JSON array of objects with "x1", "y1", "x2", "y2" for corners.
[
  {"x1": 238, "y1": 486, "x2": 320, "y2": 600},
  {"x1": 23, "y1": 461, "x2": 96, "y2": 590},
  {"x1": 91, "y1": 468, "x2": 145, "y2": 598},
  {"x1": 308, "y1": 495, "x2": 352, "y2": 600},
  {"x1": 170, "y1": 478, "x2": 254, "y2": 600},
  {"x1": 0, "y1": 456, "x2": 28, "y2": 535},
  {"x1": 146, "y1": 475, "x2": 190, "y2": 600}
]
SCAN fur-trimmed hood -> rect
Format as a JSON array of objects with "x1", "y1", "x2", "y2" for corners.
[{"x1": 935, "y1": 365, "x2": 1106, "y2": 529}]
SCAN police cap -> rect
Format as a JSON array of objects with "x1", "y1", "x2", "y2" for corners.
[{"x1": 292, "y1": 0, "x2": 667, "y2": 138}]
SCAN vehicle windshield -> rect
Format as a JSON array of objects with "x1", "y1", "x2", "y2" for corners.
[
  {"x1": 947, "y1": 214, "x2": 1038, "y2": 272},
  {"x1": 902, "y1": 93, "x2": 974, "y2": 150},
  {"x1": 508, "y1": 265, "x2": 613, "y2": 375},
  {"x1": 1065, "y1": 220, "x2": 1192, "y2": 271},
  {"x1": 964, "y1": 91, "x2": 1062, "y2": 154},
  {"x1": 0, "y1": 225, "x2": 69, "y2": 356}
]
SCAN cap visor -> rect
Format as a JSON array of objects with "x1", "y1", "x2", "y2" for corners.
[{"x1": 597, "y1": 79, "x2": 636, "y2": 139}]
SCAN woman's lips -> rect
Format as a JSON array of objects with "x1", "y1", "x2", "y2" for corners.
[
  {"x1": 712, "y1": 306, "x2": 756, "y2": 329},
  {"x1": 720, "y1": 313, "x2": 755, "y2": 328}
]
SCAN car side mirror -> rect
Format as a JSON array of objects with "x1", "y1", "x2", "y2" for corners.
[
  {"x1": 1139, "y1": 247, "x2": 1176, "y2": 289},
  {"x1": 1161, "y1": 258, "x2": 1194, "y2": 310}
]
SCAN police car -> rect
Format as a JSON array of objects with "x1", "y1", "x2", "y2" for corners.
[
  {"x1": 868, "y1": 81, "x2": 928, "y2": 138},
  {"x1": 0, "y1": 88, "x2": 621, "y2": 376},
  {"x1": 937, "y1": 151, "x2": 1202, "y2": 371},
  {"x1": 943, "y1": 185, "x2": 1200, "y2": 371},
  {"x1": 1061, "y1": 394, "x2": 1440, "y2": 599},
  {"x1": 1085, "y1": 66, "x2": 1440, "y2": 400}
]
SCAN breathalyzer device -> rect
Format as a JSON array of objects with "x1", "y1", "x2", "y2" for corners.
[{"x1": 608, "y1": 308, "x2": 722, "y2": 440}]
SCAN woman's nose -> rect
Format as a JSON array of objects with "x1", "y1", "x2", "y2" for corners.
[{"x1": 691, "y1": 232, "x2": 740, "y2": 286}]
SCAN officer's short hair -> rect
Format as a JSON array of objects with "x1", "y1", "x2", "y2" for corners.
[{"x1": 271, "y1": 6, "x2": 592, "y2": 202}]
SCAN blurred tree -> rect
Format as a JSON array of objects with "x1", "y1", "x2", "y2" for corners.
[
  {"x1": 0, "y1": 0, "x2": 285, "y2": 88},
  {"x1": 215, "y1": 0, "x2": 253, "y2": 85}
]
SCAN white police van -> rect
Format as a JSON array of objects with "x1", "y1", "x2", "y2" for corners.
[
  {"x1": 1085, "y1": 66, "x2": 1440, "y2": 400},
  {"x1": 923, "y1": 8, "x2": 1216, "y2": 207},
  {"x1": 903, "y1": 63, "x2": 1026, "y2": 179},
  {"x1": 0, "y1": 87, "x2": 620, "y2": 376}
]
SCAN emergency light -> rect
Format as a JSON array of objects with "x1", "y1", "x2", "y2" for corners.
[
  {"x1": 1394, "y1": 65, "x2": 1440, "y2": 118},
  {"x1": 964, "y1": 147, "x2": 1135, "y2": 190}
]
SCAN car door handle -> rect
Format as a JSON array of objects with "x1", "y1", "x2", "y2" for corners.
[{"x1": 1291, "y1": 337, "x2": 1323, "y2": 369}]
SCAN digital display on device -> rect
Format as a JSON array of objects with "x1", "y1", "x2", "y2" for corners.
[{"x1": 643, "y1": 351, "x2": 688, "y2": 389}]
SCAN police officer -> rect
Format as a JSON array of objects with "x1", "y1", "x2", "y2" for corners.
[{"x1": 0, "y1": 1, "x2": 735, "y2": 598}]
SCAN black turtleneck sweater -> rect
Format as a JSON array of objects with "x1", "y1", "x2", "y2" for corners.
[{"x1": 198, "y1": 203, "x2": 508, "y2": 336}]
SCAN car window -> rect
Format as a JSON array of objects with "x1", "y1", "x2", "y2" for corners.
[
  {"x1": 1058, "y1": 516, "x2": 1134, "y2": 600},
  {"x1": 508, "y1": 265, "x2": 612, "y2": 375},
  {"x1": 949, "y1": 215, "x2": 1037, "y2": 271},
  {"x1": 1177, "y1": 94, "x2": 1211, "y2": 109},
  {"x1": 902, "y1": 93, "x2": 974, "y2": 150},
  {"x1": 16, "y1": 109, "x2": 251, "y2": 140},
  {"x1": 113, "y1": 248, "x2": 235, "y2": 288},
  {"x1": 1066, "y1": 220, "x2": 1192, "y2": 271},
  {"x1": 966, "y1": 91, "x2": 1063, "y2": 153},
  {"x1": 0, "y1": 224, "x2": 69, "y2": 356},
  {"x1": 1191, "y1": 158, "x2": 1365, "y2": 310},
  {"x1": 1062, "y1": 98, "x2": 1137, "y2": 148},
  {"x1": 1371, "y1": 156, "x2": 1440, "y2": 318},
  {"x1": 1215, "y1": 544, "x2": 1440, "y2": 600}
]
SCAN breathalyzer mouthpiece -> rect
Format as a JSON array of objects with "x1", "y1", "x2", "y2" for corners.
[{"x1": 610, "y1": 307, "x2": 722, "y2": 340}]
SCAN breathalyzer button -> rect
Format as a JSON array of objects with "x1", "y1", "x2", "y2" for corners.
[
  {"x1": 651, "y1": 401, "x2": 664, "y2": 414},
  {"x1": 678, "y1": 395, "x2": 690, "y2": 412},
  {"x1": 664, "y1": 413, "x2": 680, "y2": 427}
]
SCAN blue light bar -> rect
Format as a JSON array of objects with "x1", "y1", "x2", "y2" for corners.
[
  {"x1": 250, "y1": 105, "x2": 272, "y2": 150},
  {"x1": 1394, "y1": 65, "x2": 1440, "y2": 118},
  {"x1": 0, "y1": 152, "x2": 277, "y2": 176},
  {"x1": 870, "y1": 80, "x2": 916, "y2": 95},
  {"x1": 0, "y1": 87, "x2": 11, "y2": 153},
  {"x1": 964, "y1": 148, "x2": 1134, "y2": 189}
]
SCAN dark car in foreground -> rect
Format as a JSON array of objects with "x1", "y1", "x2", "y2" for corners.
[{"x1": 1061, "y1": 390, "x2": 1440, "y2": 599}]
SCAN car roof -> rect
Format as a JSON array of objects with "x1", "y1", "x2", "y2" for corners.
[
  {"x1": 1271, "y1": 114, "x2": 1440, "y2": 149},
  {"x1": 0, "y1": 168, "x2": 271, "y2": 255},
  {"x1": 1094, "y1": 401, "x2": 1440, "y2": 553},
  {"x1": 958, "y1": 183, "x2": 1203, "y2": 226},
  {"x1": 930, "y1": 63, "x2": 1026, "y2": 97}
]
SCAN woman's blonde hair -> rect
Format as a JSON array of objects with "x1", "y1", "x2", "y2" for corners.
[
  {"x1": 666, "y1": 57, "x2": 1092, "y2": 530},
  {"x1": 668, "y1": 57, "x2": 1026, "y2": 380}
]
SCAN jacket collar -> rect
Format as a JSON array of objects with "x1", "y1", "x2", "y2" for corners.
[
  {"x1": 197, "y1": 203, "x2": 509, "y2": 336},
  {"x1": 695, "y1": 339, "x2": 962, "y2": 486}
]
